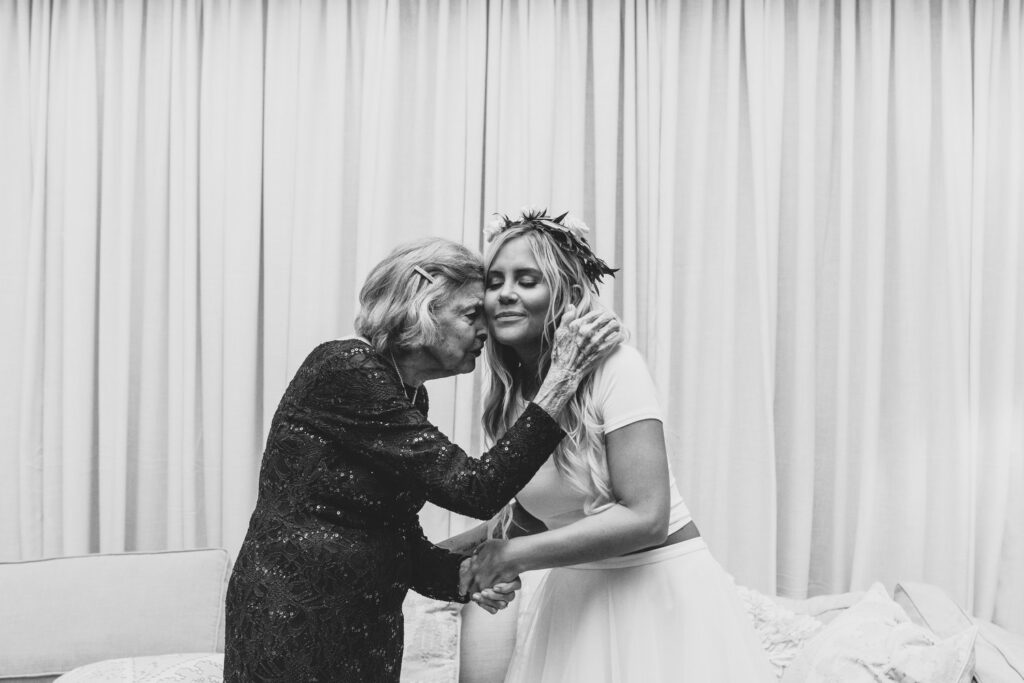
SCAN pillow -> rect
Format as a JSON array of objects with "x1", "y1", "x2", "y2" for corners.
[
  {"x1": 56, "y1": 653, "x2": 223, "y2": 682},
  {"x1": 401, "y1": 592, "x2": 464, "y2": 683},
  {"x1": 896, "y1": 581, "x2": 1024, "y2": 683},
  {"x1": 780, "y1": 583, "x2": 977, "y2": 683},
  {"x1": 774, "y1": 589, "x2": 867, "y2": 624},
  {"x1": 895, "y1": 581, "x2": 976, "y2": 640},
  {"x1": 973, "y1": 621, "x2": 1024, "y2": 683},
  {"x1": 736, "y1": 584, "x2": 825, "y2": 678}
]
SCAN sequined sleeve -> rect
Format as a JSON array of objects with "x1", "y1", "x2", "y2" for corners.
[
  {"x1": 407, "y1": 525, "x2": 468, "y2": 602},
  {"x1": 303, "y1": 345, "x2": 565, "y2": 520}
]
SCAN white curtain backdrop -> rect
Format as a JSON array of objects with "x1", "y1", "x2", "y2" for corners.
[{"x1": 2, "y1": 0, "x2": 1021, "y2": 631}]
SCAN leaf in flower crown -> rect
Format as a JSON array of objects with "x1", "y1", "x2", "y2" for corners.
[
  {"x1": 485, "y1": 206, "x2": 619, "y2": 285},
  {"x1": 520, "y1": 205, "x2": 546, "y2": 220}
]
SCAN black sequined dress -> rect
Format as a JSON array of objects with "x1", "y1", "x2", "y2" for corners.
[{"x1": 223, "y1": 339, "x2": 563, "y2": 682}]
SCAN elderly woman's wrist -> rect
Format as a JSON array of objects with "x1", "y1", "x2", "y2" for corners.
[{"x1": 533, "y1": 368, "x2": 580, "y2": 416}]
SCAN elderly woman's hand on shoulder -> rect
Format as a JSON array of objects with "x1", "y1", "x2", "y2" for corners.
[{"x1": 532, "y1": 304, "x2": 621, "y2": 417}]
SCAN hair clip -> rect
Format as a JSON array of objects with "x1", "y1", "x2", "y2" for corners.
[{"x1": 413, "y1": 266, "x2": 436, "y2": 283}]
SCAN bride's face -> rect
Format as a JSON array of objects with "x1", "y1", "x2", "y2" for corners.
[{"x1": 484, "y1": 237, "x2": 551, "y2": 355}]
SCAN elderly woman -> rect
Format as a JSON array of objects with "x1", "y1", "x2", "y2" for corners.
[{"x1": 223, "y1": 237, "x2": 618, "y2": 682}]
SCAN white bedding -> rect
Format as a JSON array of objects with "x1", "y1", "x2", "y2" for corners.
[{"x1": 768, "y1": 580, "x2": 1024, "y2": 683}]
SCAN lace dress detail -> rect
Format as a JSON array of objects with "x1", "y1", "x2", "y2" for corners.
[{"x1": 224, "y1": 339, "x2": 563, "y2": 682}]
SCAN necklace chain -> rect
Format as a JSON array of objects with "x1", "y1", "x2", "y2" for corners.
[{"x1": 389, "y1": 353, "x2": 420, "y2": 405}]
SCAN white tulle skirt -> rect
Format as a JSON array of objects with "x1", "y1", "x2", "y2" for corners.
[{"x1": 504, "y1": 538, "x2": 775, "y2": 683}]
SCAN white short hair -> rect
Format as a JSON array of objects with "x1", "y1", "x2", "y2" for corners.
[{"x1": 355, "y1": 237, "x2": 483, "y2": 355}]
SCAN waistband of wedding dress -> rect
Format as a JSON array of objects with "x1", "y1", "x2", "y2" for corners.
[{"x1": 565, "y1": 536, "x2": 708, "y2": 570}]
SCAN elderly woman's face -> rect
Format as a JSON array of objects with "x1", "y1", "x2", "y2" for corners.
[{"x1": 423, "y1": 281, "x2": 487, "y2": 377}]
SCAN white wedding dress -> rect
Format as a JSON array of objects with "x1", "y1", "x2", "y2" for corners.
[{"x1": 502, "y1": 346, "x2": 775, "y2": 683}]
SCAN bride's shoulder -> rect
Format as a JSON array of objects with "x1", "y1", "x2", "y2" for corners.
[{"x1": 598, "y1": 343, "x2": 649, "y2": 373}]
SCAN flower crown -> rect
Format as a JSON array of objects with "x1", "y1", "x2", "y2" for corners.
[{"x1": 484, "y1": 207, "x2": 619, "y2": 285}]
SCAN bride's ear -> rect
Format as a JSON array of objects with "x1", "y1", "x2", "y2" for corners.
[{"x1": 570, "y1": 284, "x2": 583, "y2": 305}]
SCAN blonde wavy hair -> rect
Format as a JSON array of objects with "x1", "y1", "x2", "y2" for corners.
[{"x1": 481, "y1": 226, "x2": 626, "y2": 536}]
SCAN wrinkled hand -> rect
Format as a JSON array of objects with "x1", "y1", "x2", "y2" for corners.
[
  {"x1": 459, "y1": 540, "x2": 521, "y2": 614},
  {"x1": 531, "y1": 304, "x2": 621, "y2": 417},
  {"x1": 459, "y1": 552, "x2": 521, "y2": 615},
  {"x1": 549, "y1": 304, "x2": 621, "y2": 379}
]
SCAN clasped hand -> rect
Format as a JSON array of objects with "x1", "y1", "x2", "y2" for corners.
[{"x1": 458, "y1": 539, "x2": 520, "y2": 615}]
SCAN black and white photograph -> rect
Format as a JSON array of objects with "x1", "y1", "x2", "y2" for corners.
[{"x1": 1, "y1": 0, "x2": 1022, "y2": 681}]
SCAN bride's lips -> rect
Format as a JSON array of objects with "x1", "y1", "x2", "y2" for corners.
[{"x1": 493, "y1": 311, "x2": 526, "y2": 321}]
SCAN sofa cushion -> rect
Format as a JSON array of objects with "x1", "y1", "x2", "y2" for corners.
[
  {"x1": 0, "y1": 548, "x2": 231, "y2": 681},
  {"x1": 55, "y1": 653, "x2": 223, "y2": 682}
]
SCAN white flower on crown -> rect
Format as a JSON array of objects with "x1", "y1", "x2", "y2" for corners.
[
  {"x1": 483, "y1": 215, "x2": 504, "y2": 243},
  {"x1": 559, "y1": 213, "x2": 591, "y2": 239},
  {"x1": 519, "y1": 204, "x2": 543, "y2": 219}
]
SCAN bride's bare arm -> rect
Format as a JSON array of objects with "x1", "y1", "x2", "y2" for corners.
[{"x1": 463, "y1": 419, "x2": 671, "y2": 591}]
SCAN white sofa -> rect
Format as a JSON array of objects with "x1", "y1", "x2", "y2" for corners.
[
  {"x1": 0, "y1": 550, "x2": 230, "y2": 683},
  {"x1": 3, "y1": 549, "x2": 1023, "y2": 683},
  {"x1": 0, "y1": 548, "x2": 523, "y2": 683}
]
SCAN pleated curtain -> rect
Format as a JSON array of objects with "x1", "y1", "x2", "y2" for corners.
[{"x1": 1, "y1": 0, "x2": 1021, "y2": 632}]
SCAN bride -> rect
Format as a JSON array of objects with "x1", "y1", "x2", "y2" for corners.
[{"x1": 448, "y1": 208, "x2": 774, "y2": 682}]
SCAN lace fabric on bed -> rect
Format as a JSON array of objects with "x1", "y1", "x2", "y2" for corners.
[{"x1": 735, "y1": 584, "x2": 825, "y2": 678}]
